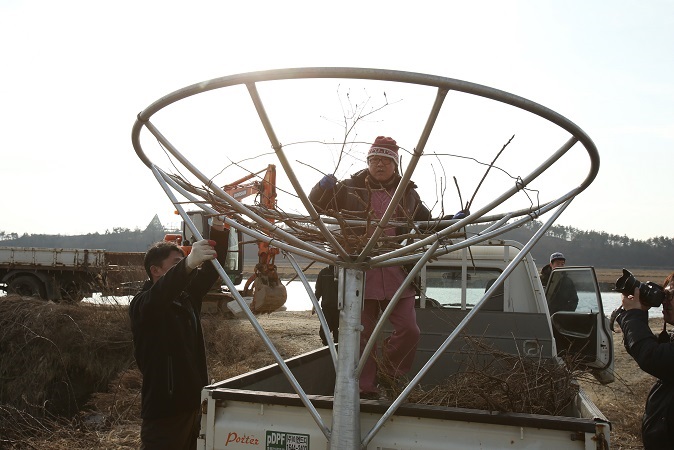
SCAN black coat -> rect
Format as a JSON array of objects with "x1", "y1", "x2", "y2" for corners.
[
  {"x1": 546, "y1": 274, "x2": 579, "y2": 314},
  {"x1": 309, "y1": 169, "x2": 433, "y2": 241},
  {"x1": 129, "y1": 258, "x2": 219, "y2": 419},
  {"x1": 617, "y1": 309, "x2": 674, "y2": 449}
]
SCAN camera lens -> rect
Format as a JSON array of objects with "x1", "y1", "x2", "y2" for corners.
[
  {"x1": 615, "y1": 269, "x2": 638, "y2": 295},
  {"x1": 615, "y1": 268, "x2": 666, "y2": 307}
]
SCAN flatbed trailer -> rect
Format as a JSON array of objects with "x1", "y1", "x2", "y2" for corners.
[{"x1": 0, "y1": 246, "x2": 145, "y2": 301}]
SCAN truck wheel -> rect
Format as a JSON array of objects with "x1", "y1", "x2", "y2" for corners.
[
  {"x1": 61, "y1": 282, "x2": 85, "y2": 302},
  {"x1": 7, "y1": 275, "x2": 47, "y2": 299}
]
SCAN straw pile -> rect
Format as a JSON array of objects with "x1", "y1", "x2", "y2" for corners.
[
  {"x1": 0, "y1": 295, "x2": 135, "y2": 446},
  {"x1": 0, "y1": 295, "x2": 262, "y2": 448}
]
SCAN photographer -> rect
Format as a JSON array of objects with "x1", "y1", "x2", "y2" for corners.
[{"x1": 616, "y1": 271, "x2": 674, "y2": 449}]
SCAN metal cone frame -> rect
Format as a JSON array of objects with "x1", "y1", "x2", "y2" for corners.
[{"x1": 131, "y1": 68, "x2": 599, "y2": 449}]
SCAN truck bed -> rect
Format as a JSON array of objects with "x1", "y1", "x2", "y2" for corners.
[
  {"x1": 0, "y1": 247, "x2": 107, "y2": 269},
  {"x1": 201, "y1": 308, "x2": 610, "y2": 449}
]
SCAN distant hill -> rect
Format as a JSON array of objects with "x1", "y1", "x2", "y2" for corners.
[
  {"x1": 1, "y1": 217, "x2": 671, "y2": 270},
  {"x1": 0, "y1": 215, "x2": 168, "y2": 252}
]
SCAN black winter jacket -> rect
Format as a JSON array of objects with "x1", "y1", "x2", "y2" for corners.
[
  {"x1": 129, "y1": 258, "x2": 219, "y2": 419},
  {"x1": 309, "y1": 169, "x2": 433, "y2": 238},
  {"x1": 617, "y1": 309, "x2": 674, "y2": 449}
]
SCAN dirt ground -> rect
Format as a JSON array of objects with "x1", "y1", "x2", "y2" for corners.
[{"x1": 579, "y1": 317, "x2": 663, "y2": 449}]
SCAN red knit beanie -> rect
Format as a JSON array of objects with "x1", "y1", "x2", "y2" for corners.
[{"x1": 367, "y1": 136, "x2": 399, "y2": 165}]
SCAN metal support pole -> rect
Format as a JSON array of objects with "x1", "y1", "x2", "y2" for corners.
[{"x1": 330, "y1": 267, "x2": 364, "y2": 450}]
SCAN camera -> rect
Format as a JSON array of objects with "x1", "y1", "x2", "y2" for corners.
[{"x1": 614, "y1": 268, "x2": 665, "y2": 308}]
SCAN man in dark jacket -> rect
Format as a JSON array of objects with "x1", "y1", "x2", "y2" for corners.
[
  {"x1": 129, "y1": 235, "x2": 224, "y2": 450},
  {"x1": 315, "y1": 265, "x2": 339, "y2": 345},
  {"x1": 616, "y1": 271, "x2": 674, "y2": 449},
  {"x1": 544, "y1": 252, "x2": 579, "y2": 314}
]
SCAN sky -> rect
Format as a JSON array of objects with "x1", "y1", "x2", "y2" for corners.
[{"x1": 1, "y1": 0, "x2": 672, "y2": 242}]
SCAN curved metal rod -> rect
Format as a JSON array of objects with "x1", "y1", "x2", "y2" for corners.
[
  {"x1": 132, "y1": 69, "x2": 599, "y2": 251},
  {"x1": 132, "y1": 68, "x2": 598, "y2": 174}
]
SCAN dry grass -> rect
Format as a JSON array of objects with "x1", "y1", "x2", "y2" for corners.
[
  {"x1": 0, "y1": 298, "x2": 317, "y2": 449},
  {"x1": 0, "y1": 296, "x2": 134, "y2": 418},
  {"x1": 0, "y1": 296, "x2": 655, "y2": 449}
]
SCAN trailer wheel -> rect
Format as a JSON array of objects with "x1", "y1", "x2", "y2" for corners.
[
  {"x1": 61, "y1": 281, "x2": 85, "y2": 302},
  {"x1": 7, "y1": 275, "x2": 47, "y2": 299}
]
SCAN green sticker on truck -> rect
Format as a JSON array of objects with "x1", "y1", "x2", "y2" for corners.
[{"x1": 266, "y1": 431, "x2": 309, "y2": 450}]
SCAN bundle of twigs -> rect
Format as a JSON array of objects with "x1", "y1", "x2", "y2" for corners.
[{"x1": 379, "y1": 338, "x2": 583, "y2": 416}]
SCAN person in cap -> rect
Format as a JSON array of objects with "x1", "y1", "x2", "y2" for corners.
[
  {"x1": 543, "y1": 251, "x2": 578, "y2": 314},
  {"x1": 540, "y1": 252, "x2": 565, "y2": 287},
  {"x1": 309, "y1": 136, "x2": 449, "y2": 399}
]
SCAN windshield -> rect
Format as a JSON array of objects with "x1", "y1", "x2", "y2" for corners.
[
  {"x1": 424, "y1": 267, "x2": 503, "y2": 309},
  {"x1": 546, "y1": 267, "x2": 603, "y2": 315}
]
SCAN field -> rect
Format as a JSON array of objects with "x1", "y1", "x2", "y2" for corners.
[
  {"x1": 593, "y1": 267, "x2": 672, "y2": 286},
  {"x1": 1, "y1": 270, "x2": 670, "y2": 448}
]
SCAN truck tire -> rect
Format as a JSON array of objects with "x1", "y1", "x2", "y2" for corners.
[
  {"x1": 60, "y1": 281, "x2": 85, "y2": 302},
  {"x1": 7, "y1": 275, "x2": 47, "y2": 299}
]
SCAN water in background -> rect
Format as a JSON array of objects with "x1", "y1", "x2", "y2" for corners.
[
  {"x1": 84, "y1": 281, "x2": 663, "y2": 318},
  {"x1": 84, "y1": 281, "x2": 318, "y2": 311},
  {"x1": 601, "y1": 290, "x2": 662, "y2": 318}
]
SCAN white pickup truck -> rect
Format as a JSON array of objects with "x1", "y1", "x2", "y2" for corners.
[{"x1": 197, "y1": 240, "x2": 614, "y2": 450}]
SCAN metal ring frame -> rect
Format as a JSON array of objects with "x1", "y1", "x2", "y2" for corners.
[{"x1": 131, "y1": 67, "x2": 599, "y2": 449}]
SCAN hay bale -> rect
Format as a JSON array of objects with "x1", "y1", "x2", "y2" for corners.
[{"x1": 0, "y1": 295, "x2": 134, "y2": 418}]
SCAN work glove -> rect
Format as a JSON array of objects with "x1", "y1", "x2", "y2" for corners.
[
  {"x1": 186, "y1": 239, "x2": 217, "y2": 270},
  {"x1": 319, "y1": 174, "x2": 337, "y2": 190},
  {"x1": 452, "y1": 209, "x2": 470, "y2": 220}
]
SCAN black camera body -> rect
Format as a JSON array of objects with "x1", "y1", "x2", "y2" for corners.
[{"x1": 614, "y1": 268, "x2": 665, "y2": 308}]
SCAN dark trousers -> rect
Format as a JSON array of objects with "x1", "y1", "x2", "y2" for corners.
[
  {"x1": 140, "y1": 407, "x2": 200, "y2": 450},
  {"x1": 319, "y1": 303, "x2": 339, "y2": 345}
]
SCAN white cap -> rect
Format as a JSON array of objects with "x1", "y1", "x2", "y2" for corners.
[{"x1": 550, "y1": 252, "x2": 565, "y2": 263}]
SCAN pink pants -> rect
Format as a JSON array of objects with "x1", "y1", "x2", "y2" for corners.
[{"x1": 359, "y1": 295, "x2": 420, "y2": 394}]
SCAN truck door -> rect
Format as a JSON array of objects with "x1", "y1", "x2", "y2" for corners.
[{"x1": 546, "y1": 266, "x2": 614, "y2": 384}]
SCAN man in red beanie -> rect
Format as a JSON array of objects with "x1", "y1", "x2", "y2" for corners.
[{"x1": 309, "y1": 136, "x2": 433, "y2": 399}]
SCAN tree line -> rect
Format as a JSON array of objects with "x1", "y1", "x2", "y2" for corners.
[
  {"x1": 0, "y1": 215, "x2": 170, "y2": 253},
  {"x1": 490, "y1": 221, "x2": 673, "y2": 269},
  {"x1": 0, "y1": 217, "x2": 671, "y2": 270}
]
